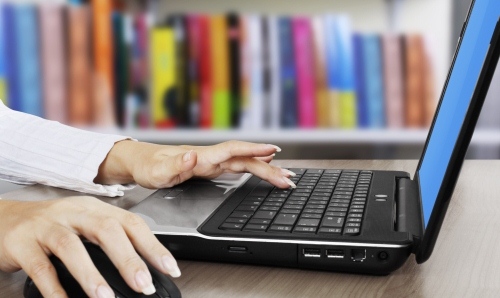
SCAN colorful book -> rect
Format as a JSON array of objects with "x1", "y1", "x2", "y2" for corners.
[
  {"x1": 112, "y1": 12, "x2": 129, "y2": 127},
  {"x1": 150, "y1": 26, "x2": 176, "y2": 128},
  {"x1": 92, "y1": 0, "x2": 114, "y2": 110},
  {"x1": 187, "y1": 14, "x2": 201, "y2": 127},
  {"x1": 227, "y1": 13, "x2": 241, "y2": 128},
  {"x1": 293, "y1": 17, "x2": 316, "y2": 128},
  {"x1": 0, "y1": 2, "x2": 6, "y2": 105},
  {"x1": 3, "y1": 4, "x2": 19, "y2": 111},
  {"x1": 39, "y1": 3, "x2": 66, "y2": 123},
  {"x1": 239, "y1": 15, "x2": 250, "y2": 128},
  {"x1": 278, "y1": 17, "x2": 297, "y2": 128},
  {"x1": 131, "y1": 13, "x2": 150, "y2": 128},
  {"x1": 198, "y1": 15, "x2": 212, "y2": 128},
  {"x1": 381, "y1": 34, "x2": 405, "y2": 128},
  {"x1": 362, "y1": 34, "x2": 385, "y2": 128},
  {"x1": 67, "y1": 5, "x2": 92, "y2": 125},
  {"x1": 210, "y1": 15, "x2": 231, "y2": 129},
  {"x1": 334, "y1": 15, "x2": 357, "y2": 128},
  {"x1": 14, "y1": 4, "x2": 43, "y2": 116},
  {"x1": 267, "y1": 15, "x2": 281, "y2": 129},
  {"x1": 324, "y1": 15, "x2": 341, "y2": 127},
  {"x1": 311, "y1": 16, "x2": 328, "y2": 128},
  {"x1": 353, "y1": 33, "x2": 369, "y2": 128},
  {"x1": 404, "y1": 34, "x2": 424, "y2": 127}
]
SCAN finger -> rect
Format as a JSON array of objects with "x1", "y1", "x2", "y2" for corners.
[
  {"x1": 256, "y1": 154, "x2": 275, "y2": 163},
  {"x1": 222, "y1": 157, "x2": 296, "y2": 189},
  {"x1": 117, "y1": 211, "x2": 181, "y2": 278},
  {"x1": 146, "y1": 150, "x2": 198, "y2": 188},
  {"x1": 43, "y1": 226, "x2": 114, "y2": 298},
  {"x1": 77, "y1": 216, "x2": 156, "y2": 295},
  {"x1": 210, "y1": 141, "x2": 281, "y2": 164},
  {"x1": 15, "y1": 244, "x2": 67, "y2": 298}
]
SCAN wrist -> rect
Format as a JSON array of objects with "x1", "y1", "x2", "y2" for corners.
[{"x1": 95, "y1": 140, "x2": 140, "y2": 185}]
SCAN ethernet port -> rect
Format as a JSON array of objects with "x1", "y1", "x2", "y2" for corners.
[{"x1": 351, "y1": 249, "x2": 366, "y2": 262}]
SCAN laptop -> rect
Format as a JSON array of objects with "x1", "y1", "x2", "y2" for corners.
[{"x1": 131, "y1": 0, "x2": 500, "y2": 275}]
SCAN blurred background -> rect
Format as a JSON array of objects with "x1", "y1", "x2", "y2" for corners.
[{"x1": 0, "y1": 0, "x2": 497, "y2": 161}]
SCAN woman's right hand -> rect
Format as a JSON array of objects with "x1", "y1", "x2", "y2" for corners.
[{"x1": 0, "y1": 196, "x2": 179, "y2": 298}]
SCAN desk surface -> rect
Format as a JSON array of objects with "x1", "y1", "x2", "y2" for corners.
[{"x1": 1, "y1": 160, "x2": 500, "y2": 297}]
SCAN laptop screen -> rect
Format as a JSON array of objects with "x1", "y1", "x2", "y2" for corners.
[{"x1": 418, "y1": 0, "x2": 500, "y2": 227}]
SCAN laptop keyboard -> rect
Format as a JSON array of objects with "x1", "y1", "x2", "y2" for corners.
[{"x1": 219, "y1": 169, "x2": 372, "y2": 236}]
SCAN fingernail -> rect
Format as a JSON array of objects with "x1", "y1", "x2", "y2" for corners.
[
  {"x1": 183, "y1": 151, "x2": 192, "y2": 162},
  {"x1": 283, "y1": 177, "x2": 297, "y2": 189},
  {"x1": 135, "y1": 270, "x2": 156, "y2": 295},
  {"x1": 162, "y1": 255, "x2": 182, "y2": 278},
  {"x1": 281, "y1": 169, "x2": 296, "y2": 177},
  {"x1": 268, "y1": 144, "x2": 281, "y2": 152},
  {"x1": 96, "y1": 285, "x2": 115, "y2": 298}
]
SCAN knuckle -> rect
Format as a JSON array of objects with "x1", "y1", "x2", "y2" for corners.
[
  {"x1": 29, "y1": 260, "x2": 55, "y2": 280},
  {"x1": 122, "y1": 254, "x2": 145, "y2": 270},
  {"x1": 52, "y1": 233, "x2": 79, "y2": 254},
  {"x1": 95, "y1": 218, "x2": 122, "y2": 237},
  {"x1": 123, "y1": 213, "x2": 147, "y2": 229}
]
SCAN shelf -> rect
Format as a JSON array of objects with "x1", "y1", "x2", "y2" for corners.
[{"x1": 86, "y1": 128, "x2": 500, "y2": 146}]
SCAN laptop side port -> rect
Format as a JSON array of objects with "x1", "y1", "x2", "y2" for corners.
[
  {"x1": 326, "y1": 249, "x2": 345, "y2": 259},
  {"x1": 351, "y1": 249, "x2": 366, "y2": 262},
  {"x1": 303, "y1": 248, "x2": 321, "y2": 258}
]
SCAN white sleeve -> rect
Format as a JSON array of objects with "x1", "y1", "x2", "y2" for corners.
[{"x1": 0, "y1": 101, "x2": 136, "y2": 197}]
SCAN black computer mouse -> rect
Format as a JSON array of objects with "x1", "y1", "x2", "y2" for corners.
[{"x1": 23, "y1": 241, "x2": 181, "y2": 298}]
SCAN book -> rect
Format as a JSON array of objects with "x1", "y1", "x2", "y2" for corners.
[
  {"x1": 422, "y1": 37, "x2": 436, "y2": 127},
  {"x1": 325, "y1": 15, "x2": 341, "y2": 127},
  {"x1": 311, "y1": 16, "x2": 328, "y2": 128},
  {"x1": 2, "y1": 4, "x2": 19, "y2": 111},
  {"x1": 92, "y1": 0, "x2": 115, "y2": 114},
  {"x1": 353, "y1": 33, "x2": 369, "y2": 128},
  {"x1": 278, "y1": 17, "x2": 298, "y2": 128},
  {"x1": 334, "y1": 15, "x2": 357, "y2": 128},
  {"x1": 261, "y1": 16, "x2": 272, "y2": 128},
  {"x1": 362, "y1": 34, "x2": 385, "y2": 128},
  {"x1": 14, "y1": 4, "x2": 43, "y2": 116},
  {"x1": 198, "y1": 15, "x2": 212, "y2": 128},
  {"x1": 210, "y1": 15, "x2": 231, "y2": 128},
  {"x1": 112, "y1": 12, "x2": 129, "y2": 127},
  {"x1": 150, "y1": 26, "x2": 176, "y2": 128},
  {"x1": 381, "y1": 34, "x2": 404, "y2": 128},
  {"x1": 267, "y1": 15, "x2": 281, "y2": 129},
  {"x1": 39, "y1": 3, "x2": 66, "y2": 123},
  {"x1": 186, "y1": 14, "x2": 201, "y2": 127},
  {"x1": 293, "y1": 17, "x2": 316, "y2": 128},
  {"x1": 404, "y1": 34, "x2": 424, "y2": 127},
  {"x1": 67, "y1": 5, "x2": 92, "y2": 125},
  {"x1": 0, "y1": 2, "x2": 7, "y2": 105},
  {"x1": 131, "y1": 13, "x2": 150, "y2": 128},
  {"x1": 227, "y1": 13, "x2": 241, "y2": 128}
]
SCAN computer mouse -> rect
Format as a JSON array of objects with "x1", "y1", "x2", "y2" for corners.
[{"x1": 23, "y1": 241, "x2": 181, "y2": 298}]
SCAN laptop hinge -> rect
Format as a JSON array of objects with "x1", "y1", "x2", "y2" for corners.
[{"x1": 396, "y1": 177, "x2": 424, "y2": 253}]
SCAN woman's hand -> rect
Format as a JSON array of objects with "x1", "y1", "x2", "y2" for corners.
[
  {"x1": 95, "y1": 140, "x2": 297, "y2": 189},
  {"x1": 0, "y1": 197, "x2": 179, "y2": 298}
]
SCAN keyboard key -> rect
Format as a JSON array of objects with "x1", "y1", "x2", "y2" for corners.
[
  {"x1": 293, "y1": 227, "x2": 317, "y2": 233},
  {"x1": 253, "y1": 211, "x2": 277, "y2": 219},
  {"x1": 347, "y1": 213, "x2": 363, "y2": 218},
  {"x1": 244, "y1": 224, "x2": 268, "y2": 232},
  {"x1": 248, "y1": 218, "x2": 272, "y2": 225},
  {"x1": 297, "y1": 218, "x2": 320, "y2": 227},
  {"x1": 229, "y1": 212, "x2": 253, "y2": 219},
  {"x1": 349, "y1": 208, "x2": 364, "y2": 213},
  {"x1": 343, "y1": 228, "x2": 360, "y2": 235},
  {"x1": 262, "y1": 202, "x2": 283, "y2": 207},
  {"x1": 288, "y1": 168, "x2": 306, "y2": 175},
  {"x1": 240, "y1": 200, "x2": 262, "y2": 206},
  {"x1": 300, "y1": 213, "x2": 322, "y2": 219},
  {"x1": 220, "y1": 223, "x2": 244, "y2": 230},
  {"x1": 266, "y1": 197, "x2": 286, "y2": 203},
  {"x1": 249, "y1": 181, "x2": 274, "y2": 196},
  {"x1": 347, "y1": 218, "x2": 362, "y2": 223},
  {"x1": 269, "y1": 225, "x2": 293, "y2": 232},
  {"x1": 318, "y1": 228, "x2": 342, "y2": 234},
  {"x1": 302, "y1": 209, "x2": 324, "y2": 214},
  {"x1": 273, "y1": 214, "x2": 298, "y2": 226},
  {"x1": 321, "y1": 216, "x2": 344, "y2": 228},
  {"x1": 325, "y1": 212, "x2": 346, "y2": 217},
  {"x1": 260, "y1": 206, "x2": 280, "y2": 211},
  {"x1": 306, "y1": 169, "x2": 324, "y2": 174},
  {"x1": 244, "y1": 196, "x2": 265, "y2": 202},
  {"x1": 235, "y1": 205, "x2": 259, "y2": 212},
  {"x1": 225, "y1": 218, "x2": 248, "y2": 224},
  {"x1": 327, "y1": 207, "x2": 348, "y2": 212},
  {"x1": 304, "y1": 204, "x2": 326, "y2": 209},
  {"x1": 283, "y1": 205, "x2": 303, "y2": 210},
  {"x1": 346, "y1": 223, "x2": 361, "y2": 228},
  {"x1": 281, "y1": 209, "x2": 301, "y2": 214},
  {"x1": 287, "y1": 201, "x2": 306, "y2": 205}
]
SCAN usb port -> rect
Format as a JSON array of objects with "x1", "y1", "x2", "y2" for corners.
[
  {"x1": 326, "y1": 249, "x2": 345, "y2": 259},
  {"x1": 303, "y1": 248, "x2": 321, "y2": 258}
]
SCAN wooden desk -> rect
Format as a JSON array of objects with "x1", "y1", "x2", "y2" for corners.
[{"x1": 1, "y1": 160, "x2": 500, "y2": 297}]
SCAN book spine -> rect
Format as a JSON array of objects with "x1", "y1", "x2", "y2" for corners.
[
  {"x1": 4, "y1": 5, "x2": 19, "y2": 111},
  {"x1": 187, "y1": 14, "x2": 201, "y2": 127},
  {"x1": 268, "y1": 15, "x2": 281, "y2": 129},
  {"x1": 335, "y1": 15, "x2": 357, "y2": 128},
  {"x1": 150, "y1": 27, "x2": 176, "y2": 128},
  {"x1": 293, "y1": 17, "x2": 316, "y2": 128},
  {"x1": 278, "y1": 17, "x2": 297, "y2": 128},
  {"x1": 404, "y1": 34, "x2": 424, "y2": 127},
  {"x1": 0, "y1": 3, "x2": 6, "y2": 105},
  {"x1": 353, "y1": 34, "x2": 369, "y2": 128},
  {"x1": 210, "y1": 15, "x2": 231, "y2": 128},
  {"x1": 312, "y1": 16, "x2": 328, "y2": 128},
  {"x1": 325, "y1": 15, "x2": 340, "y2": 127},
  {"x1": 39, "y1": 4, "x2": 66, "y2": 123},
  {"x1": 362, "y1": 35, "x2": 385, "y2": 128},
  {"x1": 248, "y1": 14, "x2": 264, "y2": 129},
  {"x1": 67, "y1": 5, "x2": 92, "y2": 125},
  {"x1": 199, "y1": 15, "x2": 212, "y2": 128},
  {"x1": 382, "y1": 34, "x2": 405, "y2": 128},
  {"x1": 15, "y1": 5, "x2": 43, "y2": 116},
  {"x1": 227, "y1": 13, "x2": 241, "y2": 128},
  {"x1": 132, "y1": 13, "x2": 150, "y2": 128},
  {"x1": 112, "y1": 12, "x2": 128, "y2": 127}
]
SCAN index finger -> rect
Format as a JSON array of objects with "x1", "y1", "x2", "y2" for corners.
[{"x1": 209, "y1": 141, "x2": 281, "y2": 164}]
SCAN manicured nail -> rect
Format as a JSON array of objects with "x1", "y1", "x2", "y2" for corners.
[
  {"x1": 162, "y1": 255, "x2": 182, "y2": 278},
  {"x1": 283, "y1": 177, "x2": 296, "y2": 189},
  {"x1": 281, "y1": 169, "x2": 296, "y2": 177},
  {"x1": 96, "y1": 285, "x2": 115, "y2": 298},
  {"x1": 135, "y1": 270, "x2": 156, "y2": 295},
  {"x1": 183, "y1": 150, "x2": 192, "y2": 162},
  {"x1": 268, "y1": 144, "x2": 282, "y2": 152}
]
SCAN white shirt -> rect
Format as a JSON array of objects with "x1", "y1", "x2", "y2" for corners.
[{"x1": 0, "y1": 101, "x2": 135, "y2": 197}]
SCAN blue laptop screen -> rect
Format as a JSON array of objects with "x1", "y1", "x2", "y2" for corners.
[{"x1": 418, "y1": 0, "x2": 500, "y2": 227}]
